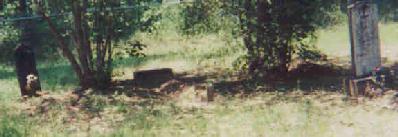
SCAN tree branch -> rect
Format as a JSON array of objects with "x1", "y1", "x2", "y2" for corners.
[{"x1": 38, "y1": 10, "x2": 84, "y2": 83}]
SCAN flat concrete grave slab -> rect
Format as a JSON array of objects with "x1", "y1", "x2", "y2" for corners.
[{"x1": 133, "y1": 68, "x2": 174, "y2": 88}]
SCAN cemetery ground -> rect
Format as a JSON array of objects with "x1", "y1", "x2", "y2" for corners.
[{"x1": 1, "y1": 23, "x2": 398, "y2": 137}]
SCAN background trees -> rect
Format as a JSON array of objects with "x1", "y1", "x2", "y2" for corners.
[
  {"x1": 1, "y1": 0, "x2": 160, "y2": 89},
  {"x1": 378, "y1": 0, "x2": 398, "y2": 22},
  {"x1": 238, "y1": 0, "x2": 342, "y2": 75},
  {"x1": 32, "y1": 0, "x2": 157, "y2": 89},
  {"x1": 1, "y1": 0, "x2": 398, "y2": 89},
  {"x1": 180, "y1": 0, "x2": 344, "y2": 76}
]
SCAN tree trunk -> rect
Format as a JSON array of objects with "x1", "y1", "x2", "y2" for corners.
[
  {"x1": 39, "y1": 11, "x2": 86, "y2": 87},
  {"x1": 71, "y1": 0, "x2": 95, "y2": 88},
  {"x1": 36, "y1": 0, "x2": 116, "y2": 90},
  {"x1": 278, "y1": 42, "x2": 290, "y2": 75}
]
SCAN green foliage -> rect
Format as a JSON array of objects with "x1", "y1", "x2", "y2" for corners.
[
  {"x1": 126, "y1": 3, "x2": 181, "y2": 38},
  {"x1": 115, "y1": 40, "x2": 146, "y2": 58},
  {"x1": 180, "y1": 0, "x2": 223, "y2": 35},
  {"x1": 180, "y1": 0, "x2": 342, "y2": 75},
  {"x1": 297, "y1": 45, "x2": 324, "y2": 62},
  {"x1": 0, "y1": 24, "x2": 19, "y2": 64},
  {"x1": 0, "y1": 111, "x2": 30, "y2": 137},
  {"x1": 0, "y1": 120, "x2": 23, "y2": 137},
  {"x1": 0, "y1": 21, "x2": 64, "y2": 64},
  {"x1": 238, "y1": 0, "x2": 342, "y2": 74},
  {"x1": 0, "y1": 0, "x2": 162, "y2": 88},
  {"x1": 377, "y1": 0, "x2": 398, "y2": 22},
  {"x1": 0, "y1": 0, "x2": 63, "y2": 64},
  {"x1": 31, "y1": 0, "x2": 160, "y2": 88}
]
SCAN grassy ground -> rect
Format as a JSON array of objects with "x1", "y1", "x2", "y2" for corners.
[
  {"x1": 0, "y1": 23, "x2": 398, "y2": 137},
  {"x1": 317, "y1": 23, "x2": 398, "y2": 60}
]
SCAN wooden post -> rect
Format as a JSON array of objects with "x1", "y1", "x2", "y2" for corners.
[
  {"x1": 349, "y1": 79, "x2": 359, "y2": 97},
  {"x1": 348, "y1": 0, "x2": 381, "y2": 77}
]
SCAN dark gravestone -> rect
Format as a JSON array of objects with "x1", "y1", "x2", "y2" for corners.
[
  {"x1": 133, "y1": 68, "x2": 174, "y2": 88},
  {"x1": 15, "y1": 44, "x2": 41, "y2": 97}
]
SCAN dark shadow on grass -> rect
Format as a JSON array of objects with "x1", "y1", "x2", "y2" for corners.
[
  {"x1": 99, "y1": 62, "x2": 350, "y2": 99},
  {"x1": 55, "y1": 60, "x2": 398, "y2": 99},
  {"x1": 1, "y1": 55, "x2": 166, "y2": 90},
  {"x1": 0, "y1": 69, "x2": 15, "y2": 80},
  {"x1": 97, "y1": 70, "x2": 214, "y2": 98},
  {"x1": 212, "y1": 62, "x2": 398, "y2": 97},
  {"x1": 0, "y1": 44, "x2": 239, "y2": 91},
  {"x1": 0, "y1": 58, "x2": 355, "y2": 99},
  {"x1": 37, "y1": 64, "x2": 78, "y2": 90},
  {"x1": 213, "y1": 62, "x2": 352, "y2": 96}
]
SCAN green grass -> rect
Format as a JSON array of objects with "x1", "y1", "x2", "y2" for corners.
[
  {"x1": 316, "y1": 25, "x2": 351, "y2": 57},
  {"x1": 0, "y1": 92, "x2": 397, "y2": 137},
  {"x1": 317, "y1": 23, "x2": 398, "y2": 59}
]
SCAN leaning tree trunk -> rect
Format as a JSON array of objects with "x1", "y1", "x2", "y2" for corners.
[
  {"x1": 37, "y1": 0, "x2": 114, "y2": 90},
  {"x1": 40, "y1": 13, "x2": 86, "y2": 88},
  {"x1": 71, "y1": 0, "x2": 95, "y2": 88}
]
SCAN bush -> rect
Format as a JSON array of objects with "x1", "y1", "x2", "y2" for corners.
[{"x1": 180, "y1": 0, "x2": 342, "y2": 76}]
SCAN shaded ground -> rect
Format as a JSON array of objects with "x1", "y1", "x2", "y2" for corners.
[
  {"x1": 100, "y1": 55, "x2": 398, "y2": 106},
  {"x1": 4, "y1": 58, "x2": 398, "y2": 137},
  {"x1": 16, "y1": 59, "x2": 398, "y2": 136}
]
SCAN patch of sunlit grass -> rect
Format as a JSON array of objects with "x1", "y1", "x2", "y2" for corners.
[{"x1": 317, "y1": 23, "x2": 398, "y2": 61}]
